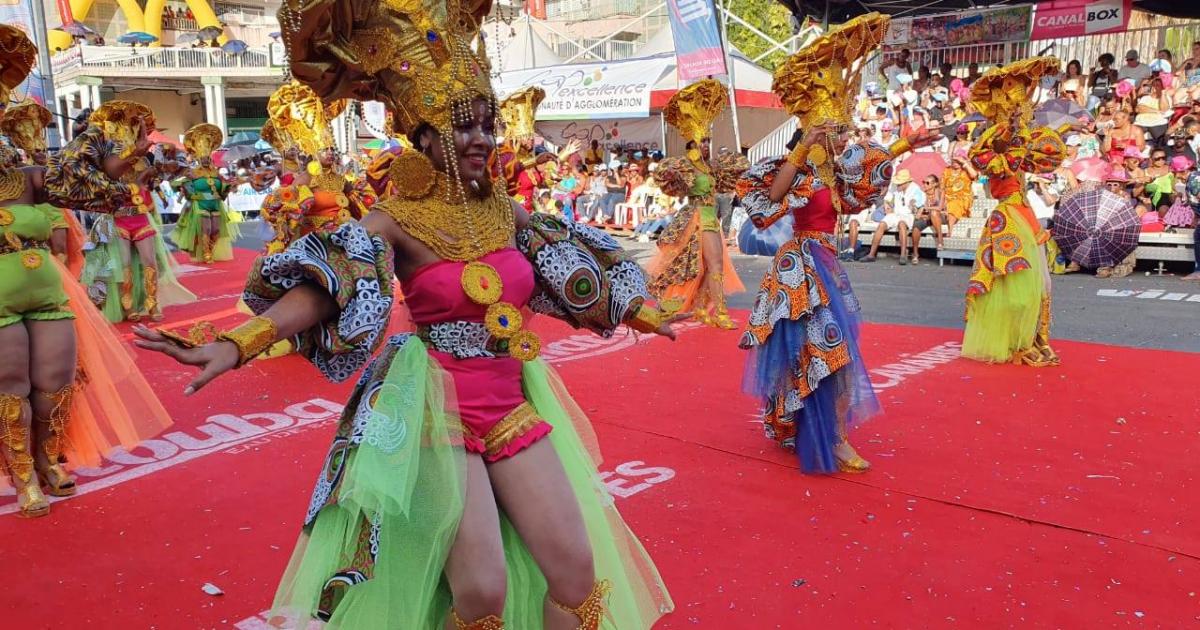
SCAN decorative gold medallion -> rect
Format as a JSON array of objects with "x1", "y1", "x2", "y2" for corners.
[
  {"x1": 508, "y1": 330, "x2": 541, "y2": 362},
  {"x1": 0, "y1": 208, "x2": 13, "y2": 226},
  {"x1": 484, "y1": 302, "x2": 523, "y2": 339},
  {"x1": 808, "y1": 143, "x2": 828, "y2": 166},
  {"x1": 461, "y1": 261, "x2": 503, "y2": 305},
  {"x1": 20, "y1": 251, "x2": 42, "y2": 270}
]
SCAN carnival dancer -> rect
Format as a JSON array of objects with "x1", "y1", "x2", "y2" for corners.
[
  {"x1": 961, "y1": 58, "x2": 1068, "y2": 367},
  {"x1": 647, "y1": 79, "x2": 745, "y2": 329},
  {"x1": 172, "y1": 123, "x2": 241, "y2": 263},
  {"x1": 2, "y1": 26, "x2": 172, "y2": 517},
  {"x1": 498, "y1": 87, "x2": 578, "y2": 212},
  {"x1": 1, "y1": 101, "x2": 87, "y2": 275},
  {"x1": 735, "y1": 13, "x2": 938, "y2": 474},
  {"x1": 134, "y1": 0, "x2": 675, "y2": 626}
]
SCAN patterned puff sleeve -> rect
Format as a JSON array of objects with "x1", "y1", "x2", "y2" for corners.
[
  {"x1": 43, "y1": 127, "x2": 135, "y2": 214},
  {"x1": 736, "y1": 157, "x2": 801, "y2": 229},
  {"x1": 835, "y1": 142, "x2": 895, "y2": 213},
  {"x1": 243, "y1": 221, "x2": 396, "y2": 382},
  {"x1": 516, "y1": 213, "x2": 649, "y2": 338}
]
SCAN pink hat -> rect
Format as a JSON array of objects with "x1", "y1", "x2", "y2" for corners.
[
  {"x1": 1160, "y1": 73, "x2": 1174, "y2": 89},
  {"x1": 1122, "y1": 146, "x2": 1143, "y2": 159},
  {"x1": 1170, "y1": 155, "x2": 1193, "y2": 172},
  {"x1": 1141, "y1": 210, "x2": 1162, "y2": 225},
  {"x1": 1115, "y1": 79, "x2": 1135, "y2": 98},
  {"x1": 950, "y1": 78, "x2": 964, "y2": 93},
  {"x1": 1105, "y1": 165, "x2": 1129, "y2": 182}
]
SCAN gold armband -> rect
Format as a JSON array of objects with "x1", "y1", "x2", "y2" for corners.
[
  {"x1": 627, "y1": 305, "x2": 665, "y2": 334},
  {"x1": 786, "y1": 143, "x2": 809, "y2": 168},
  {"x1": 888, "y1": 138, "x2": 912, "y2": 156},
  {"x1": 217, "y1": 316, "x2": 279, "y2": 367}
]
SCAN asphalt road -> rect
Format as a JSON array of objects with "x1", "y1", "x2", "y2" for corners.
[{"x1": 221, "y1": 221, "x2": 1200, "y2": 353}]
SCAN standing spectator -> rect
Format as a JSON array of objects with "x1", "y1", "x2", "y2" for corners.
[
  {"x1": 1179, "y1": 41, "x2": 1200, "y2": 87},
  {"x1": 881, "y1": 48, "x2": 913, "y2": 94},
  {"x1": 1089, "y1": 53, "x2": 1119, "y2": 108},
  {"x1": 861, "y1": 169, "x2": 922, "y2": 264},
  {"x1": 965, "y1": 62, "x2": 982, "y2": 85},
  {"x1": 1183, "y1": 168, "x2": 1200, "y2": 280},
  {"x1": 583, "y1": 139, "x2": 605, "y2": 167},
  {"x1": 1134, "y1": 77, "x2": 1171, "y2": 145},
  {"x1": 1118, "y1": 49, "x2": 1152, "y2": 86},
  {"x1": 910, "y1": 173, "x2": 945, "y2": 262}
]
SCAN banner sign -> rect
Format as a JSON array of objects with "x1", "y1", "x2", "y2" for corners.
[
  {"x1": 536, "y1": 117, "x2": 664, "y2": 155},
  {"x1": 1030, "y1": 0, "x2": 1131, "y2": 40},
  {"x1": 885, "y1": 6, "x2": 1030, "y2": 51},
  {"x1": 666, "y1": 0, "x2": 727, "y2": 80},
  {"x1": 496, "y1": 56, "x2": 674, "y2": 120}
]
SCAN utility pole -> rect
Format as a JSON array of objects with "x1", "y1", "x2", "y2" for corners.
[
  {"x1": 716, "y1": 0, "x2": 741, "y2": 150},
  {"x1": 28, "y1": 0, "x2": 63, "y2": 148}
]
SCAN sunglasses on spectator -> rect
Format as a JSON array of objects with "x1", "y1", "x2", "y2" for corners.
[
  {"x1": 1153, "y1": 154, "x2": 1167, "y2": 161},
  {"x1": 1105, "y1": 182, "x2": 1125, "y2": 189}
]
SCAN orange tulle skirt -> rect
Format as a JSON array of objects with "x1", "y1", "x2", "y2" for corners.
[
  {"x1": 60, "y1": 208, "x2": 87, "y2": 279},
  {"x1": 53, "y1": 258, "x2": 174, "y2": 468},
  {"x1": 647, "y1": 210, "x2": 744, "y2": 312}
]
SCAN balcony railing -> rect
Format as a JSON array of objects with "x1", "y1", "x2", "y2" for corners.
[{"x1": 52, "y1": 45, "x2": 282, "y2": 79}]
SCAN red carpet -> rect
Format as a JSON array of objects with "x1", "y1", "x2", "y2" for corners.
[{"x1": 3, "y1": 250, "x2": 1198, "y2": 628}]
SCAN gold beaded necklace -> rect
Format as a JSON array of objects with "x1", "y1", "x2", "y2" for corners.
[{"x1": 0, "y1": 168, "x2": 26, "y2": 202}]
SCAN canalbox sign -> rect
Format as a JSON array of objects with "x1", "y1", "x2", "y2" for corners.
[
  {"x1": 496, "y1": 56, "x2": 675, "y2": 120},
  {"x1": 1030, "y1": 0, "x2": 1131, "y2": 39}
]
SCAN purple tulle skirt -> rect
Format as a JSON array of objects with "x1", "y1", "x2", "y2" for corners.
[{"x1": 741, "y1": 240, "x2": 881, "y2": 473}]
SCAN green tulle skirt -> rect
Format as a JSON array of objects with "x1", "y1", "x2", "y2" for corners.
[
  {"x1": 80, "y1": 214, "x2": 197, "y2": 322},
  {"x1": 270, "y1": 336, "x2": 673, "y2": 629},
  {"x1": 169, "y1": 204, "x2": 242, "y2": 262},
  {"x1": 962, "y1": 212, "x2": 1049, "y2": 363}
]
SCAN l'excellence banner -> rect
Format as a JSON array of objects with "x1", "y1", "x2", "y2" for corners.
[{"x1": 496, "y1": 56, "x2": 675, "y2": 120}]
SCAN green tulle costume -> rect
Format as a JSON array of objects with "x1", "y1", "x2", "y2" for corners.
[{"x1": 81, "y1": 213, "x2": 196, "y2": 322}]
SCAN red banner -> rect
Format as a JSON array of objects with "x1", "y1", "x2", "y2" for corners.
[{"x1": 1031, "y1": 0, "x2": 1131, "y2": 40}]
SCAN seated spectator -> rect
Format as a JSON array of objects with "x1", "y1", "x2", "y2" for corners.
[
  {"x1": 1103, "y1": 109, "x2": 1145, "y2": 162},
  {"x1": 1134, "y1": 78, "x2": 1172, "y2": 144},
  {"x1": 616, "y1": 169, "x2": 654, "y2": 227},
  {"x1": 1118, "y1": 49, "x2": 1152, "y2": 86},
  {"x1": 911, "y1": 173, "x2": 945, "y2": 262},
  {"x1": 577, "y1": 163, "x2": 606, "y2": 220},
  {"x1": 583, "y1": 139, "x2": 605, "y2": 167},
  {"x1": 861, "y1": 169, "x2": 922, "y2": 264},
  {"x1": 1162, "y1": 156, "x2": 1196, "y2": 227},
  {"x1": 965, "y1": 62, "x2": 982, "y2": 85},
  {"x1": 633, "y1": 196, "x2": 680, "y2": 241},
  {"x1": 1089, "y1": 53, "x2": 1119, "y2": 109}
]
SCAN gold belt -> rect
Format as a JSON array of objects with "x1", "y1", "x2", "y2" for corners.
[{"x1": 0, "y1": 233, "x2": 49, "y2": 256}]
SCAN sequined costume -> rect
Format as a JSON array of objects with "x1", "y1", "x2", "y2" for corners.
[
  {"x1": 1, "y1": 27, "x2": 171, "y2": 518},
  {"x1": 647, "y1": 80, "x2": 745, "y2": 328},
  {"x1": 961, "y1": 58, "x2": 1067, "y2": 367},
  {"x1": 226, "y1": 0, "x2": 676, "y2": 625},
  {"x1": 171, "y1": 124, "x2": 241, "y2": 263},
  {"x1": 736, "y1": 13, "x2": 895, "y2": 474}
]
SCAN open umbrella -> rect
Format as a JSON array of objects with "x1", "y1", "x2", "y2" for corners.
[
  {"x1": 221, "y1": 144, "x2": 257, "y2": 162},
  {"x1": 1036, "y1": 98, "x2": 1091, "y2": 129},
  {"x1": 61, "y1": 22, "x2": 98, "y2": 37},
  {"x1": 224, "y1": 131, "x2": 257, "y2": 146},
  {"x1": 198, "y1": 25, "x2": 224, "y2": 40},
  {"x1": 898, "y1": 152, "x2": 948, "y2": 184},
  {"x1": 1052, "y1": 188, "x2": 1140, "y2": 269},
  {"x1": 117, "y1": 31, "x2": 158, "y2": 45},
  {"x1": 221, "y1": 39, "x2": 248, "y2": 54},
  {"x1": 174, "y1": 32, "x2": 200, "y2": 45},
  {"x1": 1069, "y1": 157, "x2": 1109, "y2": 183}
]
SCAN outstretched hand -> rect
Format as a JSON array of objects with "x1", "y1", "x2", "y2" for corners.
[
  {"x1": 132, "y1": 325, "x2": 240, "y2": 395},
  {"x1": 906, "y1": 129, "x2": 943, "y2": 151}
]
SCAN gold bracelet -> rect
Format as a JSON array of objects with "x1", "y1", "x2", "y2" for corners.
[
  {"x1": 217, "y1": 316, "x2": 279, "y2": 367},
  {"x1": 627, "y1": 305, "x2": 665, "y2": 334},
  {"x1": 786, "y1": 143, "x2": 809, "y2": 168},
  {"x1": 888, "y1": 138, "x2": 912, "y2": 156}
]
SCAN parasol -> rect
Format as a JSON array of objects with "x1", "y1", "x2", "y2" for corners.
[
  {"x1": 221, "y1": 144, "x2": 257, "y2": 162},
  {"x1": 220, "y1": 39, "x2": 248, "y2": 54},
  {"x1": 1069, "y1": 157, "x2": 1109, "y2": 183},
  {"x1": 898, "y1": 152, "x2": 948, "y2": 183},
  {"x1": 1035, "y1": 98, "x2": 1091, "y2": 129},
  {"x1": 198, "y1": 25, "x2": 224, "y2": 40},
  {"x1": 174, "y1": 32, "x2": 200, "y2": 45},
  {"x1": 61, "y1": 22, "x2": 98, "y2": 37},
  {"x1": 1052, "y1": 188, "x2": 1140, "y2": 269},
  {"x1": 117, "y1": 31, "x2": 158, "y2": 45}
]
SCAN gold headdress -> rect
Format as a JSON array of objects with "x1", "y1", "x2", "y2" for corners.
[
  {"x1": 0, "y1": 101, "x2": 51, "y2": 156},
  {"x1": 278, "y1": 0, "x2": 494, "y2": 137},
  {"x1": 664, "y1": 79, "x2": 727, "y2": 146},
  {"x1": 267, "y1": 81, "x2": 344, "y2": 158},
  {"x1": 773, "y1": 12, "x2": 889, "y2": 129},
  {"x1": 969, "y1": 57, "x2": 1061, "y2": 123},
  {"x1": 499, "y1": 87, "x2": 544, "y2": 141},
  {"x1": 183, "y1": 123, "x2": 223, "y2": 160},
  {"x1": 0, "y1": 25, "x2": 36, "y2": 112},
  {"x1": 90, "y1": 101, "x2": 157, "y2": 159},
  {"x1": 260, "y1": 120, "x2": 297, "y2": 156}
]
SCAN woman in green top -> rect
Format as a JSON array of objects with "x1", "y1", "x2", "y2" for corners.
[{"x1": 171, "y1": 123, "x2": 240, "y2": 263}]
